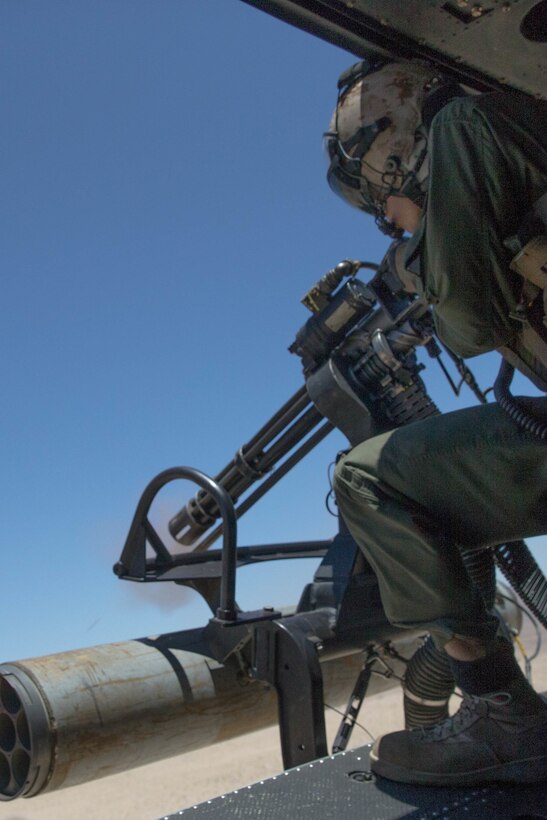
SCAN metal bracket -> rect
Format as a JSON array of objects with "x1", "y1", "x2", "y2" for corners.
[
  {"x1": 250, "y1": 612, "x2": 337, "y2": 769},
  {"x1": 113, "y1": 466, "x2": 239, "y2": 622}
]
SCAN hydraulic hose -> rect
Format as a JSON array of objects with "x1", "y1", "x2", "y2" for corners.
[{"x1": 403, "y1": 637, "x2": 453, "y2": 729}]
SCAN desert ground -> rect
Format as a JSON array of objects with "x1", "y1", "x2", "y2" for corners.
[{"x1": 1, "y1": 621, "x2": 545, "y2": 820}]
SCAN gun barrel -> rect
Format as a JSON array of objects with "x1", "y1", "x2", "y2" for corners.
[
  {"x1": 0, "y1": 628, "x2": 417, "y2": 801},
  {"x1": 168, "y1": 387, "x2": 326, "y2": 547}
]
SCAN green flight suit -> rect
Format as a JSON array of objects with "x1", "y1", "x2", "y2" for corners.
[
  {"x1": 405, "y1": 92, "x2": 547, "y2": 388},
  {"x1": 333, "y1": 92, "x2": 547, "y2": 647}
]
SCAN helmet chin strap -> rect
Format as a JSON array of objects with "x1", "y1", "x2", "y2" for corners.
[
  {"x1": 398, "y1": 165, "x2": 428, "y2": 209},
  {"x1": 391, "y1": 127, "x2": 430, "y2": 207},
  {"x1": 355, "y1": 123, "x2": 430, "y2": 227},
  {"x1": 375, "y1": 213, "x2": 404, "y2": 239},
  {"x1": 364, "y1": 155, "x2": 427, "y2": 238}
]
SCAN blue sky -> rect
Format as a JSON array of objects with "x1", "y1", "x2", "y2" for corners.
[{"x1": 2, "y1": 0, "x2": 544, "y2": 663}]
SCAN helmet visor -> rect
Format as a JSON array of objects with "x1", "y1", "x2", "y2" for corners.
[
  {"x1": 324, "y1": 115, "x2": 392, "y2": 213},
  {"x1": 325, "y1": 131, "x2": 389, "y2": 216},
  {"x1": 324, "y1": 132, "x2": 369, "y2": 209}
]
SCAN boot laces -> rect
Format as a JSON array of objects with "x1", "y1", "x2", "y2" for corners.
[{"x1": 421, "y1": 692, "x2": 511, "y2": 741}]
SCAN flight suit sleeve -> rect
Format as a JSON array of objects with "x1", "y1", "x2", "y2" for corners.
[{"x1": 417, "y1": 94, "x2": 547, "y2": 358}]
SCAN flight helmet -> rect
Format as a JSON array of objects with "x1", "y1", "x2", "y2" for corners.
[{"x1": 324, "y1": 59, "x2": 463, "y2": 236}]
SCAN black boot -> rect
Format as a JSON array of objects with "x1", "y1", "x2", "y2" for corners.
[{"x1": 370, "y1": 640, "x2": 547, "y2": 786}]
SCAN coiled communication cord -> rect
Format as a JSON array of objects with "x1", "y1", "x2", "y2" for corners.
[{"x1": 494, "y1": 359, "x2": 547, "y2": 440}]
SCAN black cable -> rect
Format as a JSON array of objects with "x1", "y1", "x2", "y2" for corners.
[
  {"x1": 496, "y1": 591, "x2": 542, "y2": 662},
  {"x1": 494, "y1": 359, "x2": 547, "y2": 440},
  {"x1": 494, "y1": 540, "x2": 547, "y2": 629}
]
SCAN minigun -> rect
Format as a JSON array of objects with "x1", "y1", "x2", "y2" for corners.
[
  {"x1": 165, "y1": 249, "x2": 445, "y2": 557},
  {"x1": 0, "y1": 243, "x2": 543, "y2": 801}
]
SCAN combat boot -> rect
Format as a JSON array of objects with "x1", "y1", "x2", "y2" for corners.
[{"x1": 370, "y1": 676, "x2": 547, "y2": 786}]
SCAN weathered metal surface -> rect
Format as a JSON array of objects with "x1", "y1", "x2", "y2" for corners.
[
  {"x1": 166, "y1": 744, "x2": 547, "y2": 820},
  {"x1": 243, "y1": 0, "x2": 547, "y2": 100},
  {"x1": 0, "y1": 627, "x2": 418, "y2": 800}
]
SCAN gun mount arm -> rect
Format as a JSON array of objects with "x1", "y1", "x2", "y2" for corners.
[{"x1": 114, "y1": 463, "x2": 334, "y2": 617}]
